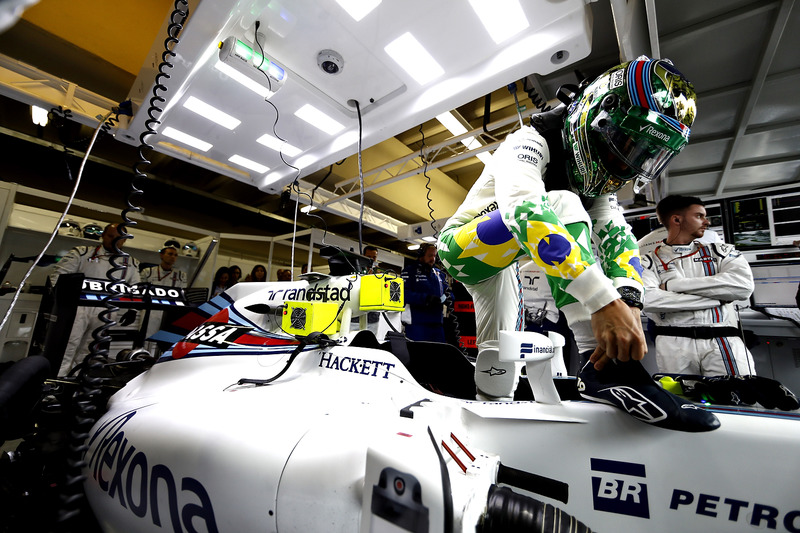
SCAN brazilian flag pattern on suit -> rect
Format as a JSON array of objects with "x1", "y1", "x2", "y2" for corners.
[
  {"x1": 593, "y1": 214, "x2": 644, "y2": 290},
  {"x1": 439, "y1": 126, "x2": 643, "y2": 315},
  {"x1": 439, "y1": 198, "x2": 642, "y2": 309}
]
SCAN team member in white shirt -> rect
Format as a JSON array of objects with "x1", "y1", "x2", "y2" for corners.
[
  {"x1": 50, "y1": 223, "x2": 140, "y2": 376},
  {"x1": 140, "y1": 243, "x2": 187, "y2": 355}
]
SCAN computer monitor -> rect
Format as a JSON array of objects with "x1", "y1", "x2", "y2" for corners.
[{"x1": 749, "y1": 262, "x2": 800, "y2": 308}]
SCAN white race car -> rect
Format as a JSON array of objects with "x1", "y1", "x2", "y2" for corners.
[{"x1": 80, "y1": 272, "x2": 800, "y2": 533}]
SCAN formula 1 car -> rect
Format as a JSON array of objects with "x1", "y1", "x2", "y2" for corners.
[
  {"x1": 4, "y1": 271, "x2": 800, "y2": 532},
  {"x1": 71, "y1": 269, "x2": 800, "y2": 533}
]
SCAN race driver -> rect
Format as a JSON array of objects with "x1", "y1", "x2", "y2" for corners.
[{"x1": 438, "y1": 56, "x2": 719, "y2": 431}]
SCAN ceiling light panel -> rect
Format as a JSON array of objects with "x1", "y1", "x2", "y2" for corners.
[
  {"x1": 161, "y1": 127, "x2": 213, "y2": 152},
  {"x1": 295, "y1": 104, "x2": 345, "y2": 135},
  {"x1": 120, "y1": 0, "x2": 592, "y2": 193},
  {"x1": 183, "y1": 96, "x2": 241, "y2": 130},
  {"x1": 229, "y1": 154, "x2": 270, "y2": 174},
  {"x1": 256, "y1": 134, "x2": 302, "y2": 157},
  {"x1": 437, "y1": 111, "x2": 492, "y2": 165},
  {"x1": 214, "y1": 60, "x2": 274, "y2": 98},
  {"x1": 335, "y1": 0, "x2": 381, "y2": 22},
  {"x1": 384, "y1": 32, "x2": 444, "y2": 85},
  {"x1": 468, "y1": 0, "x2": 530, "y2": 44}
]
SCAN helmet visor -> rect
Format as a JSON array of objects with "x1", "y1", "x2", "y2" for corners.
[{"x1": 591, "y1": 109, "x2": 686, "y2": 186}]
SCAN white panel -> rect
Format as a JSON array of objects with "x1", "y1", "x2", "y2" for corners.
[{"x1": 118, "y1": 0, "x2": 593, "y2": 194}]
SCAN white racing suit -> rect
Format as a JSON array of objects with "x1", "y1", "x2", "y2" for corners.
[
  {"x1": 140, "y1": 265, "x2": 187, "y2": 355},
  {"x1": 642, "y1": 241, "x2": 756, "y2": 376},
  {"x1": 50, "y1": 245, "x2": 140, "y2": 376},
  {"x1": 437, "y1": 126, "x2": 644, "y2": 399}
]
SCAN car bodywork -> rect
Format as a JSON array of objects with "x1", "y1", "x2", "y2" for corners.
[{"x1": 83, "y1": 274, "x2": 800, "y2": 532}]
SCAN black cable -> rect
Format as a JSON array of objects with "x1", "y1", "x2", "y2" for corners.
[
  {"x1": 354, "y1": 100, "x2": 365, "y2": 254},
  {"x1": 417, "y1": 125, "x2": 437, "y2": 238},
  {"x1": 254, "y1": 26, "x2": 323, "y2": 277},
  {"x1": 380, "y1": 309, "x2": 400, "y2": 333},
  {"x1": 418, "y1": 125, "x2": 467, "y2": 356},
  {"x1": 55, "y1": 2, "x2": 190, "y2": 528},
  {"x1": 522, "y1": 76, "x2": 553, "y2": 116},
  {"x1": 311, "y1": 159, "x2": 347, "y2": 194},
  {"x1": 253, "y1": 25, "x2": 298, "y2": 183},
  {"x1": 236, "y1": 331, "x2": 334, "y2": 387}
]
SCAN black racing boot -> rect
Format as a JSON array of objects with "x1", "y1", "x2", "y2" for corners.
[{"x1": 578, "y1": 359, "x2": 720, "y2": 432}]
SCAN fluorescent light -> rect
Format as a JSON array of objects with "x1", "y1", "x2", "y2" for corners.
[
  {"x1": 436, "y1": 111, "x2": 468, "y2": 136},
  {"x1": 436, "y1": 111, "x2": 491, "y2": 165},
  {"x1": 384, "y1": 32, "x2": 444, "y2": 85},
  {"x1": 161, "y1": 127, "x2": 213, "y2": 152},
  {"x1": 421, "y1": 236, "x2": 437, "y2": 243},
  {"x1": 300, "y1": 205, "x2": 317, "y2": 213},
  {"x1": 31, "y1": 105, "x2": 48, "y2": 126},
  {"x1": 407, "y1": 243, "x2": 420, "y2": 251},
  {"x1": 256, "y1": 134, "x2": 302, "y2": 157},
  {"x1": 183, "y1": 96, "x2": 241, "y2": 130},
  {"x1": 228, "y1": 155, "x2": 270, "y2": 174},
  {"x1": 214, "y1": 60, "x2": 274, "y2": 98},
  {"x1": 157, "y1": 142, "x2": 249, "y2": 179},
  {"x1": 469, "y1": 0, "x2": 529, "y2": 44},
  {"x1": 295, "y1": 104, "x2": 345, "y2": 135},
  {"x1": 336, "y1": 0, "x2": 381, "y2": 21}
]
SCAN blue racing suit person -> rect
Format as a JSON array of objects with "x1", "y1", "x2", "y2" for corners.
[
  {"x1": 438, "y1": 56, "x2": 719, "y2": 431},
  {"x1": 401, "y1": 243, "x2": 448, "y2": 342}
]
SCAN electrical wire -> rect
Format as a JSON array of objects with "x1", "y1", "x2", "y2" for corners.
[
  {"x1": 522, "y1": 76, "x2": 553, "y2": 114},
  {"x1": 418, "y1": 125, "x2": 437, "y2": 238},
  {"x1": 0, "y1": 110, "x2": 113, "y2": 335},
  {"x1": 508, "y1": 81, "x2": 524, "y2": 128},
  {"x1": 354, "y1": 100, "x2": 365, "y2": 254},
  {"x1": 254, "y1": 26, "x2": 314, "y2": 278},
  {"x1": 417, "y1": 124, "x2": 467, "y2": 355},
  {"x1": 253, "y1": 25, "x2": 365, "y2": 278},
  {"x1": 54, "y1": 2, "x2": 190, "y2": 527}
]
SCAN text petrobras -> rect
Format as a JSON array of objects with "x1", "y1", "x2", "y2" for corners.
[
  {"x1": 86, "y1": 409, "x2": 219, "y2": 532},
  {"x1": 670, "y1": 489, "x2": 799, "y2": 532},
  {"x1": 591, "y1": 458, "x2": 800, "y2": 531}
]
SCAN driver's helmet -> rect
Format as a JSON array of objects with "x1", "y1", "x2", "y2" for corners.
[
  {"x1": 562, "y1": 56, "x2": 697, "y2": 197},
  {"x1": 58, "y1": 220, "x2": 82, "y2": 237},
  {"x1": 83, "y1": 222, "x2": 103, "y2": 240},
  {"x1": 181, "y1": 242, "x2": 200, "y2": 258}
]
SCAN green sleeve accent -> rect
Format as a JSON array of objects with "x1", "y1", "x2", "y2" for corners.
[{"x1": 592, "y1": 218, "x2": 644, "y2": 285}]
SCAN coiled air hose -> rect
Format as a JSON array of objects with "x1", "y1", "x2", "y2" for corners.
[{"x1": 478, "y1": 485, "x2": 593, "y2": 533}]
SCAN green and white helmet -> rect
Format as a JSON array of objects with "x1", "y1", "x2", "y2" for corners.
[{"x1": 562, "y1": 56, "x2": 697, "y2": 197}]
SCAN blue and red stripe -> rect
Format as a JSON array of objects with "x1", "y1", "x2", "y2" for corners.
[
  {"x1": 627, "y1": 59, "x2": 656, "y2": 110},
  {"x1": 697, "y1": 246, "x2": 739, "y2": 374},
  {"x1": 715, "y1": 336, "x2": 739, "y2": 375}
]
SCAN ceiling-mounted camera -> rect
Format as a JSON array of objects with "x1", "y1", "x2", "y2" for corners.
[{"x1": 317, "y1": 49, "x2": 344, "y2": 75}]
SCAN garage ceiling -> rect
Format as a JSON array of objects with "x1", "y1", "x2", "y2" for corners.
[{"x1": 0, "y1": 0, "x2": 798, "y2": 266}]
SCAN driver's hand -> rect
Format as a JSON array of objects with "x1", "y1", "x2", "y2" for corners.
[{"x1": 589, "y1": 299, "x2": 646, "y2": 370}]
